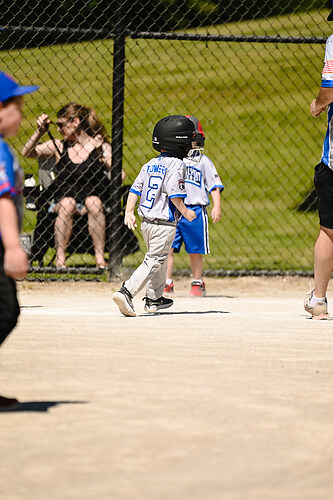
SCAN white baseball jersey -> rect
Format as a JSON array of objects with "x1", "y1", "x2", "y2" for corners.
[
  {"x1": 320, "y1": 34, "x2": 333, "y2": 169},
  {"x1": 130, "y1": 153, "x2": 186, "y2": 221},
  {"x1": 182, "y1": 154, "x2": 224, "y2": 206}
]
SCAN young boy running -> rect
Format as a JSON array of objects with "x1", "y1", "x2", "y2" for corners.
[{"x1": 113, "y1": 115, "x2": 196, "y2": 317}]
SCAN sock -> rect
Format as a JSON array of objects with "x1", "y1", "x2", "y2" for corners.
[
  {"x1": 310, "y1": 293, "x2": 326, "y2": 305},
  {"x1": 193, "y1": 279, "x2": 203, "y2": 284},
  {"x1": 166, "y1": 278, "x2": 173, "y2": 285}
]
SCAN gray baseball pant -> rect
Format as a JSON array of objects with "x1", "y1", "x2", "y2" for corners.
[{"x1": 124, "y1": 220, "x2": 176, "y2": 300}]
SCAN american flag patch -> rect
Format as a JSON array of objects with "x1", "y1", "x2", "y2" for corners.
[{"x1": 322, "y1": 60, "x2": 333, "y2": 76}]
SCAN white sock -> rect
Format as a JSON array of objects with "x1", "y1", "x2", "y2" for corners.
[
  {"x1": 166, "y1": 278, "x2": 173, "y2": 285},
  {"x1": 310, "y1": 293, "x2": 326, "y2": 305}
]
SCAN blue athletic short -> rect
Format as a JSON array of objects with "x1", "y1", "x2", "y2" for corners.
[{"x1": 172, "y1": 205, "x2": 209, "y2": 254}]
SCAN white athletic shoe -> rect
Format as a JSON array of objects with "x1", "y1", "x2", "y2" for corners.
[
  {"x1": 304, "y1": 288, "x2": 329, "y2": 320},
  {"x1": 113, "y1": 285, "x2": 136, "y2": 317}
]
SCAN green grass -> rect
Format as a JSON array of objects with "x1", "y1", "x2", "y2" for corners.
[{"x1": 3, "y1": 9, "x2": 331, "y2": 274}]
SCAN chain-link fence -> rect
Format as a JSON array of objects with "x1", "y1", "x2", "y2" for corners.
[{"x1": 1, "y1": 0, "x2": 332, "y2": 280}]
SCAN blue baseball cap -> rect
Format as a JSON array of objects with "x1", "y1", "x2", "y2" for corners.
[
  {"x1": 0, "y1": 72, "x2": 39, "y2": 103},
  {"x1": 328, "y1": 1, "x2": 333, "y2": 21}
]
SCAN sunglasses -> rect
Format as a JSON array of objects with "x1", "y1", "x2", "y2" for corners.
[{"x1": 55, "y1": 118, "x2": 73, "y2": 129}]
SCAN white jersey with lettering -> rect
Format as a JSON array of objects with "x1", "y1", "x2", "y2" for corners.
[
  {"x1": 129, "y1": 152, "x2": 186, "y2": 221},
  {"x1": 182, "y1": 154, "x2": 224, "y2": 206}
]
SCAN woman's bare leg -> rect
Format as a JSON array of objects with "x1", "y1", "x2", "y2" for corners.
[
  {"x1": 85, "y1": 196, "x2": 106, "y2": 268},
  {"x1": 54, "y1": 197, "x2": 77, "y2": 268}
]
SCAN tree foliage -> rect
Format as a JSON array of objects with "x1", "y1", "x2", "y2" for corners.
[{"x1": 0, "y1": 0, "x2": 329, "y2": 49}]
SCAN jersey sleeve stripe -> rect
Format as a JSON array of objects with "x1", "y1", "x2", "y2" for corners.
[
  {"x1": 208, "y1": 184, "x2": 224, "y2": 193},
  {"x1": 129, "y1": 188, "x2": 141, "y2": 196},
  {"x1": 321, "y1": 79, "x2": 333, "y2": 87},
  {"x1": 169, "y1": 193, "x2": 186, "y2": 199}
]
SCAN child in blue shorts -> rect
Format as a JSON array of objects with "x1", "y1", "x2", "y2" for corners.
[{"x1": 164, "y1": 115, "x2": 224, "y2": 297}]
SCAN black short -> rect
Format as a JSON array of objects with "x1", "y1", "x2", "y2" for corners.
[
  {"x1": 314, "y1": 161, "x2": 333, "y2": 229},
  {"x1": 0, "y1": 241, "x2": 20, "y2": 346}
]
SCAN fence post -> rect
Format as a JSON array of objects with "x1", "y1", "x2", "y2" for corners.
[{"x1": 108, "y1": 2, "x2": 126, "y2": 278}]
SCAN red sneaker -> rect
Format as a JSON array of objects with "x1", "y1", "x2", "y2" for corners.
[
  {"x1": 163, "y1": 281, "x2": 174, "y2": 295},
  {"x1": 0, "y1": 395, "x2": 20, "y2": 411},
  {"x1": 189, "y1": 281, "x2": 206, "y2": 297}
]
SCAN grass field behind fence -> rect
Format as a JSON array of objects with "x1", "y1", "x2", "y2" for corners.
[{"x1": 2, "y1": 10, "x2": 331, "y2": 273}]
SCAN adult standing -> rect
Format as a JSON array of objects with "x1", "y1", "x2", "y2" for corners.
[{"x1": 304, "y1": 6, "x2": 333, "y2": 319}]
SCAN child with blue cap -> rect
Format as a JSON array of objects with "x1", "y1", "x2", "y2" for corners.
[{"x1": 0, "y1": 72, "x2": 38, "y2": 410}]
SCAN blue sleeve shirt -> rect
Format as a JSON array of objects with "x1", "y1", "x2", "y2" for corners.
[{"x1": 0, "y1": 136, "x2": 24, "y2": 239}]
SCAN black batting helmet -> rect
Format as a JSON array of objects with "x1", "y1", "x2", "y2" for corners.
[{"x1": 152, "y1": 115, "x2": 196, "y2": 159}]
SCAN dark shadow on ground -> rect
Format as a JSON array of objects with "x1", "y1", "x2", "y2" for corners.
[
  {"x1": 20, "y1": 305, "x2": 44, "y2": 309},
  {"x1": 0, "y1": 400, "x2": 88, "y2": 413},
  {"x1": 138, "y1": 310, "x2": 229, "y2": 317}
]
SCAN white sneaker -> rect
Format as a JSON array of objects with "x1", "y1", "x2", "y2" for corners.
[
  {"x1": 113, "y1": 285, "x2": 136, "y2": 317},
  {"x1": 304, "y1": 288, "x2": 329, "y2": 320}
]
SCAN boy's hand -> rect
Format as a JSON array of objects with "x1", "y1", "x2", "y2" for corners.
[
  {"x1": 125, "y1": 212, "x2": 137, "y2": 230},
  {"x1": 211, "y1": 206, "x2": 222, "y2": 223},
  {"x1": 4, "y1": 245, "x2": 28, "y2": 280},
  {"x1": 184, "y1": 208, "x2": 196, "y2": 222}
]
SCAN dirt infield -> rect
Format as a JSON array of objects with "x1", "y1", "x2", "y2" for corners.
[{"x1": 0, "y1": 276, "x2": 332, "y2": 500}]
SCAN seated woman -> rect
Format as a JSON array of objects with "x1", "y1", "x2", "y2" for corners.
[{"x1": 23, "y1": 103, "x2": 122, "y2": 269}]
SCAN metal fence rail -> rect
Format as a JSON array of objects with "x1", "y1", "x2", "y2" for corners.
[{"x1": 0, "y1": 0, "x2": 330, "y2": 280}]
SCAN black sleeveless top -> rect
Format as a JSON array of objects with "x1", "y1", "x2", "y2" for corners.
[{"x1": 53, "y1": 141, "x2": 109, "y2": 204}]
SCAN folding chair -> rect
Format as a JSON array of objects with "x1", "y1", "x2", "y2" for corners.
[{"x1": 26, "y1": 157, "x2": 139, "y2": 267}]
